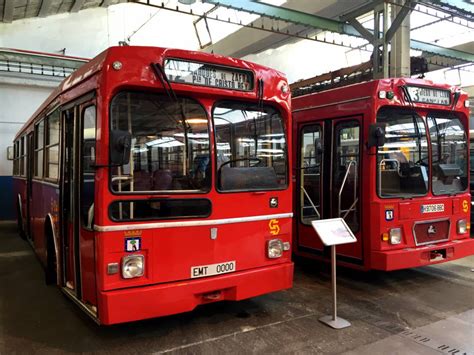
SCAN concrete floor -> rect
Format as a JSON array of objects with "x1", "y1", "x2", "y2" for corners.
[{"x1": 0, "y1": 221, "x2": 473, "y2": 354}]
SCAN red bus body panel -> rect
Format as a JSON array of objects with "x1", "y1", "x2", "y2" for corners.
[
  {"x1": 13, "y1": 46, "x2": 293, "y2": 324},
  {"x1": 292, "y1": 78, "x2": 473, "y2": 271}
]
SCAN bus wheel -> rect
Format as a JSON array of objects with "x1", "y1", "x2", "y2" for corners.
[
  {"x1": 16, "y1": 201, "x2": 26, "y2": 240},
  {"x1": 45, "y1": 225, "x2": 57, "y2": 285}
]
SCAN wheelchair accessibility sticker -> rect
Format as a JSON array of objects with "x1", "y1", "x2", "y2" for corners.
[{"x1": 125, "y1": 237, "x2": 141, "y2": 252}]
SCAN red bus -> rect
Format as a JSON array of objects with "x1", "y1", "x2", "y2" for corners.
[
  {"x1": 12, "y1": 46, "x2": 293, "y2": 324},
  {"x1": 292, "y1": 78, "x2": 474, "y2": 271}
]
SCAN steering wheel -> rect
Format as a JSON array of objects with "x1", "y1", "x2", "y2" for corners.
[{"x1": 219, "y1": 157, "x2": 262, "y2": 169}]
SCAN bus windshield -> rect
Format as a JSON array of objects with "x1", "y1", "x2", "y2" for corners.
[
  {"x1": 427, "y1": 113, "x2": 468, "y2": 195},
  {"x1": 377, "y1": 107, "x2": 429, "y2": 198},
  {"x1": 110, "y1": 91, "x2": 211, "y2": 193},
  {"x1": 213, "y1": 102, "x2": 287, "y2": 191}
]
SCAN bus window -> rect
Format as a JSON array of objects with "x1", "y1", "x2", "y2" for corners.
[
  {"x1": 34, "y1": 120, "x2": 44, "y2": 178},
  {"x1": 300, "y1": 125, "x2": 322, "y2": 224},
  {"x1": 333, "y1": 121, "x2": 360, "y2": 232},
  {"x1": 376, "y1": 107, "x2": 428, "y2": 198},
  {"x1": 427, "y1": 113, "x2": 468, "y2": 195},
  {"x1": 13, "y1": 140, "x2": 19, "y2": 176},
  {"x1": 20, "y1": 136, "x2": 25, "y2": 176},
  {"x1": 81, "y1": 106, "x2": 96, "y2": 229},
  {"x1": 110, "y1": 91, "x2": 210, "y2": 193},
  {"x1": 45, "y1": 110, "x2": 60, "y2": 181},
  {"x1": 213, "y1": 102, "x2": 287, "y2": 191}
]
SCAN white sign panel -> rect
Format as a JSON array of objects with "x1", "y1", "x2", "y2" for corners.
[
  {"x1": 406, "y1": 86, "x2": 450, "y2": 105},
  {"x1": 311, "y1": 218, "x2": 357, "y2": 246},
  {"x1": 164, "y1": 59, "x2": 253, "y2": 91}
]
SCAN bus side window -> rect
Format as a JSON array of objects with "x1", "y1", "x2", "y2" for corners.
[
  {"x1": 45, "y1": 110, "x2": 60, "y2": 181},
  {"x1": 34, "y1": 120, "x2": 45, "y2": 178},
  {"x1": 81, "y1": 106, "x2": 96, "y2": 229}
]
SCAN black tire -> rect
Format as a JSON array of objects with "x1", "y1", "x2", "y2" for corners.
[
  {"x1": 17, "y1": 202, "x2": 26, "y2": 240},
  {"x1": 45, "y1": 224, "x2": 57, "y2": 285}
]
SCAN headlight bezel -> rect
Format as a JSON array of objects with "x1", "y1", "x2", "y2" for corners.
[
  {"x1": 122, "y1": 254, "x2": 145, "y2": 279},
  {"x1": 267, "y1": 239, "x2": 284, "y2": 259},
  {"x1": 389, "y1": 227, "x2": 402, "y2": 245}
]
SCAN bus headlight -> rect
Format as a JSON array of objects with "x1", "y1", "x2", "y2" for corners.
[
  {"x1": 457, "y1": 219, "x2": 468, "y2": 234},
  {"x1": 267, "y1": 239, "x2": 283, "y2": 258},
  {"x1": 122, "y1": 255, "x2": 144, "y2": 279},
  {"x1": 389, "y1": 228, "x2": 402, "y2": 245}
]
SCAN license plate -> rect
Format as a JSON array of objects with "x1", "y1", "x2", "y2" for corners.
[
  {"x1": 421, "y1": 204, "x2": 445, "y2": 213},
  {"x1": 191, "y1": 261, "x2": 236, "y2": 279}
]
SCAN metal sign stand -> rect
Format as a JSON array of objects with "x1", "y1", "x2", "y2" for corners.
[
  {"x1": 319, "y1": 244, "x2": 351, "y2": 329},
  {"x1": 310, "y1": 218, "x2": 357, "y2": 330}
]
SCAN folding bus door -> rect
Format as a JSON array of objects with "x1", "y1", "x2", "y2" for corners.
[
  {"x1": 61, "y1": 101, "x2": 97, "y2": 308},
  {"x1": 297, "y1": 118, "x2": 363, "y2": 262}
]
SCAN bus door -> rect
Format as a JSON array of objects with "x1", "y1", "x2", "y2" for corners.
[
  {"x1": 298, "y1": 118, "x2": 362, "y2": 261},
  {"x1": 62, "y1": 107, "x2": 79, "y2": 294},
  {"x1": 61, "y1": 102, "x2": 97, "y2": 306},
  {"x1": 26, "y1": 132, "x2": 34, "y2": 242}
]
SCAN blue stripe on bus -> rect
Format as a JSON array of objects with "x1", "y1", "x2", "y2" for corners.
[{"x1": 0, "y1": 176, "x2": 14, "y2": 220}]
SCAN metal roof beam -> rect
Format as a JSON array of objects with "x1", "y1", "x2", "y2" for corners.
[
  {"x1": 101, "y1": 0, "x2": 112, "y2": 7},
  {"x1": 385, "y1": 0, "x2": 416, "y2": 42},
  {"x1": 3, "y1": 0, "x2": 14, "y2": 23},
  {"x1": 38, "y1": 0, "x2": 54, "y2": 17},
  {"x1": 70, "y1": 0, "x2": 86, "y2": 12},
  {"x1": 203, "y1": 0, "x2": 474, "y2": 62},
  {"x1": 339, "y1": 0, "x2": 383, "y2": 22}
]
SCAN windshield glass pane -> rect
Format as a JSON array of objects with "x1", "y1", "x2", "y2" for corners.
[
  {"x1": 110, "y1": 91, "x2": 210, "y2": 193},
  {"x1": 427, "y1": 113, "x2": 467, "y2": 195},
  {"x1": 377, "y1": 107, "x2": 429, "y2": 198},
  {"x1": 213, "y1": 102, "x2": 287, "y2": 191}
]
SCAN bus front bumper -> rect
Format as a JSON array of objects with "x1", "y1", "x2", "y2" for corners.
[
  {"x1": 98, "y1": 262, "x2": 293, "y2": 325},
  {"x1": 371, "y1": 238, "x2": 474, "y2": 271}
]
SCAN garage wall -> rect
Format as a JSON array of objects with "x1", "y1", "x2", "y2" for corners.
[
  {"x1": 0, "y1": 79, "x2": 58, "y2": 220},
  {"x1": 0, "y1": 4, "x2": 200, "y2": 58}
]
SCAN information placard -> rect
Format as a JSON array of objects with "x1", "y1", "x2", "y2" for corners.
[{"x1": 311, "y1": 218, "x2": 357, "y2": 246}]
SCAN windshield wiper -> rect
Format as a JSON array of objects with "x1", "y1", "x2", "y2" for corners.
[{"x1": 151, "y1": 63, "x2": 190, "y2": 165}]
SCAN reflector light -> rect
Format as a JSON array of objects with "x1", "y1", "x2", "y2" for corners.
[
  {"x1": 382, "y1": 232, "x2": 389, "y2": 242},
  {"x1": 465, "y1": 100, "x2": 470, "y2": 107}
]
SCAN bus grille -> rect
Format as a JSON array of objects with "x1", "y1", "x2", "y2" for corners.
[{"x1": 413, "y1": 220, "x2": 450, "y2": 246}]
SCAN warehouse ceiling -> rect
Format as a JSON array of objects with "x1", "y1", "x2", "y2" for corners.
[{"x1": 0, "y1": 0, "x2": 127, "y2": 22}]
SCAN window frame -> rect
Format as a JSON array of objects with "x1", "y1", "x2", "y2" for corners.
[
  {"x1": 375, "y1": 106, "x2": 430, "y2": 199},
  {"x1": 108, "y1": 90, "x2": 212, "y2": 196},
  {"x1": 212, "y1": 99, "x2": 289, "y2": 193},
  {"x1": 427, "y1": 111, "x2": 468, "y2": 196},
  {"x1": 33, "y1": 119, "x2": 45, "y2": 179},
  {"x1": 44, "y1": 109, "x2": 61, "y2": 183}
]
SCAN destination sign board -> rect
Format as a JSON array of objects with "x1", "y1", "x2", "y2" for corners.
[
  {"x1": 406, "y1": 86, "x2": 450, "y2": 105},
  {"x1": 164, "y1": 59, "x2": 253, "y2": 92}
]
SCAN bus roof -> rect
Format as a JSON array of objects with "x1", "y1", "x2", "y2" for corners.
[{"x1": 14, "y1": 46, "x2": 287, "y2": 140}]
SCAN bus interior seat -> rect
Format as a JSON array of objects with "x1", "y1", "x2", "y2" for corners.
[{"x1": 153, "y1": 169, "x2": 173, "y2": 190}]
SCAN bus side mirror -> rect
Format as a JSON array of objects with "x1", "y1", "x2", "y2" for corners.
[
  {"x1": 110, "y1": 130, "x2": 131, "y2": 166},
  {"x1": 368, "y1": 123, "x2": 386, "y2": 148},
  {"x1": 6, "y1": 146, "x2": 13, "y2": 161}
]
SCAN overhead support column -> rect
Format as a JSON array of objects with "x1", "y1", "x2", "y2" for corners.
[
  {"x1": 390, "y1": 0, "x2": 411, "y2": 78},
  {"x1": 344, "y1": 0, "x2": 415, "y2": 79}
]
